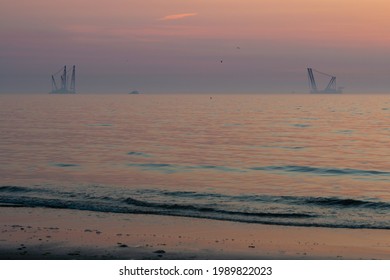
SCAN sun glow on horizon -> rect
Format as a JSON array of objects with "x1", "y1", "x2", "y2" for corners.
[{"x1": 159, "y1": 13, "x2": 198, "y2": 21}]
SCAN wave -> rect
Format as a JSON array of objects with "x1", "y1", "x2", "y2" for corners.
[
  {"x1": 123, "y1": 197, "x2": 316, "y2": 218},
  {"x1": 127, "y1": 163, "x2": 245, "y2": 173},
  {"x1": 0, "y1": 186, "x2": 33, "y2": 193},
  {"x1": 156, "y1": 189, "x2": 390, "y2": 210},
  {"x1": 127, "y1": 151, "x2": 152, "y2": 157},
  {"x1": 0, "y1": 185, "x2": 389, "y2": 230},
  {"x1": 301, "y1": 196, "x2": 390, "y2": 209},
  {"x1": 126, "y1": 161, "x2": 390, "y2": 178},
  {"x1": 52, "y1": 163, "x2": 80, "y2": 168},
  {"x1": 249, "y1": 165, "x2": 390, "y2": 177}
]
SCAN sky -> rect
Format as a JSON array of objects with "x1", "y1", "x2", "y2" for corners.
[{"x1": 1, "y1": 0, "x2": 390, "y2": 93}]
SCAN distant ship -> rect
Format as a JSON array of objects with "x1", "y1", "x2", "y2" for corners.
[
  {"x1": 129, "y1": 90, "x2": 140, "y2": 94},
  {"x1": 307, "y1": 68, "x2": 342, "y2": 94},
  {"x1": 50, "y1": 65, "x2": 76, "y2": 94}
]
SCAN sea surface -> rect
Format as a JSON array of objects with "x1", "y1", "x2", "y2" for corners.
[{"x1": 0, "y1": 93, "x2": 389, "y2": 229}]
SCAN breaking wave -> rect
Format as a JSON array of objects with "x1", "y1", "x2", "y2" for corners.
[{"x1": 0, "y1": 185, "x2": 389, "y2": 230}]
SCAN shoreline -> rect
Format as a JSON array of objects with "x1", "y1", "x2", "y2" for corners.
[{"x1": 0, "y1": 207, "x2": 389, "y2": 260}]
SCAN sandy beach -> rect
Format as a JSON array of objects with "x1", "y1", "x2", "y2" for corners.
[{"x1": 0, "y1": 206, "x2": 389, "y2": 260}]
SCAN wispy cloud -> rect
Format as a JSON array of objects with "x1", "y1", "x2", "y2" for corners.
[{"x1": 159, "y1": 13, "x2": 197, "y2": 21}]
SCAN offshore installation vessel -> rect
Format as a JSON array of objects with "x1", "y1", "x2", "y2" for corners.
[
  {"x1": 50, "y1": 65, "x2": 76, "y2": 94},
  {"x1": 307, "y1": 68, "x2": 342, "y2": 93}
]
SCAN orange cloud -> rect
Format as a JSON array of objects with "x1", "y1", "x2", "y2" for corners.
[{"x1": 159, "y1": 13, "x2": 197, "y2": 21}]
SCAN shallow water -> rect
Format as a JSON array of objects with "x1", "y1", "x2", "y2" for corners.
[{"x1": 0, "y1": 93, "x2": 389, "y2": 229}]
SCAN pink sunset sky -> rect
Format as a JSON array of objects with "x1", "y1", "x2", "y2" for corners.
[{"x1": 1, "y1": 0, "x2": 390, "y2": 93}]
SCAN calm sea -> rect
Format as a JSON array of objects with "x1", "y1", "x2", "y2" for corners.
[{"x1": 0, "y1": 93, "x2": 389, "y2": 229}]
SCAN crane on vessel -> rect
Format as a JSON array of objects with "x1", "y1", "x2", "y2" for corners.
[
  {"x1": 307, "y1": 68, "x2": 342, "y2": 93},
  {"x1": 50, "y1": 65, "x2": 76, "y2": 94}
]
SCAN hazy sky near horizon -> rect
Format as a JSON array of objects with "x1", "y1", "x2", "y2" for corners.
[{"x1": 2, "y1": 0, "x2": 390, "y2": 93}]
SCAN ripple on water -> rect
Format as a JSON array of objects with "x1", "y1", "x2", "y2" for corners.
[
  {"x1": 127, "y1": 151, "x2": 152, "y2": 157},
  {"x1": 51, "y1": 163, "x2": 80, "y2": 168}
]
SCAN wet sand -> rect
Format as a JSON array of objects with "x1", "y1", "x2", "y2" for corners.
[{"x1": 0, "y1": 207, "x2": 389, "y2": 260}]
